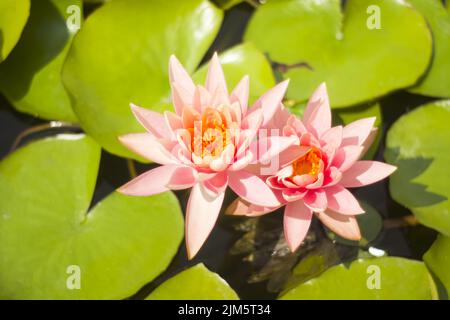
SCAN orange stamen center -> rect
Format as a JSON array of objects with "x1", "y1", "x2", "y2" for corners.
[
  {"x1": 190, "y1": 107, "x2": 231, "y2": 158},
  {"x1": 291, "y1": 148, "x2": 322, "y2": 177}
]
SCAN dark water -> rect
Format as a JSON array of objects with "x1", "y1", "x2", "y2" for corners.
[{"x1": 0, "y1": 3, "x2": 439, "y2": 300}]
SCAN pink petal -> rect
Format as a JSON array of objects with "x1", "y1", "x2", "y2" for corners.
[
  {"x1": 205, "y1": 52, "x2": 228, "y2": 95},
  {"x1": 305, "y1": 172, "x2": 324, "y2": 189},
  {"x1": 304, "y1": 189, "x2": 327, "y2": 212},
  {"x1": 316, "y1": 210, "x2": 361, "y2": 241},
  {"x1": 322, "y1": 166, "x2": 342, "y2": 187},
  {"x1": 171, "y1": 82, "x2": 192, "y2": 115},
  {"x1": 130, "y1": 103, "x2": 171, "y2": 139},
  {"x1": 281, "y1": 188, "x2": 308, "y2": 202},
  {"x1": 284, "y1": 200, "x2": 313, "y2": 251},
  {"x1": 360, "y1": 127, "x2": 378, "y2": 157},
  {"x1": 266, "y1": 175, "x2": 285, "y2": 189},
  {"x1": 203, "y1": 171, "x2": 228, "y2": 195},
  {"x1": 267, "y1": 103, "x2": 291, "y2": 130},
  {"x1": 164, "y1": 111, "x2": 183, "y2": 138},
  {"x1": 175, "y1": 129, "x2": 192, "y2": 153},
  {"x1": 340, "y1": 161, "x2": 397, "y2": 188},
  {"x1": 119, "y1": 133, "x2": 176, "y2": 165},
  {"x1": 299, "y1": 132, "x2": 321, "y2": 149},
  {"x1": 242, "y1": 108, "x2": 263, "y2": 131},
  {"x1": 252, "y1": 80, "x2": 289, "y2": 127},
  {"x1": 230, "y1": 150, "x2": 253, "y2": 171},
  {"x1": 209, "y1": 144, "x2": 235, "y2": 172},
  {"x1": 325, "y1": 185, "x2": 365, "y2": 215},
  {"x1": 193, "y1": 85, "x2": 211, "y2": 112},
  {"x1": 210, "y1": 87, "x2": 230, "y2": 107},
  {"x1": 341, "y1": 117, "x2": 376, "y2": 147},
  {"x1": 225, "y1": 197, "x2": 280, "y2": 217},
  {"x1": 228, "y1": 170, "x2": 282, "y2": 207},
  {"x1": 303, "y1": 83, "x2": 331, "y2": 138},
  {"x1": 230, "y1": 75, "x2": 249, "y2": 115},
  {"x1": 186, "y1": 183, "x2": 225, "y2": 259},
  {"x1": 169, "y1": 55, "x2": 195, "y2": 94},
  {"x1": 321, "y1": 125, "x2": 343, "y2": 149},
  {"x1": 287, "y1": 115, "x2": 307, "y2": 135},
  {"x1": 278, "y1": 145, "x2": 310, "y2": 167},
  {"x1": 118, "y1": 165, "x2": 195, "y2": 196},
  {"x1": 332, "y1": 145, "x2": 364, "y2": 172},
  {"x1": 292, "y1": 174, "x2": 316, "y2": 188},
  {"x1": 254, "y1": 135, "x2": 298, "y2": 163},
  {"x1": 181, "y1": 106, "x2": 200, "y2": 129}
]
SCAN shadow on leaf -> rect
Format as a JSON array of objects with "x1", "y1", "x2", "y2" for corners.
[{"x1": 386, "y1": 147, "x2": 447, "y2": 207}]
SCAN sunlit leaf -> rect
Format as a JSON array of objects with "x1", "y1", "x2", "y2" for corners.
[
  {"x1": 146, "y1": 264, "x2": 239, "y2": 300},
  {"x1": 424, "y1": 235, "x2": 450, "y2": 299},
  {"x1": 408, "y1": 0, "x2": 450, "y2": 98},
  {"x1": 0, "y1": 0, "x2": 30, "y2": 62},
  {"x1": 0, "y1": 0, "x2": 81, "y2": 122},
  {"x1": 245, "y1": 0, "x2": 432, "y2": 107},
  {"x1": 385, "y1": 100, "x2": 450, "y2": 236},
  {"x1": 280, "y1": 257, "x2": 437, "y2": 300},
  {"x1": 0, "y1": 135, "x2": 184, "y2": 299}
]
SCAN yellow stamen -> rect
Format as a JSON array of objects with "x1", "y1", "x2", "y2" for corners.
[
  {"x1": 291, "y1": 148, "x2": 321, "y2": 177},
  {"x1": 191, "y1": 107, "x2": 231, "y2": 158}
]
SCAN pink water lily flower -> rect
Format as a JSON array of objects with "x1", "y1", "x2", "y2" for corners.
[
  {"x1": 117, "y1": 53, "x2": 295, "y2": 259},
  {"x1": 228, "y1": 83, "x2": 397, "y2": 252}
]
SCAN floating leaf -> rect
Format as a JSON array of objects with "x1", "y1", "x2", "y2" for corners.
[
  {"x1": 62, "y1": 0, "x2": 223, "y2": 160},
  {"x1": 0, "y1": 0, "x2": 81, "y2": 122},
  {"x1": 0, "y1": 0, "x2": 30, "y2": 62},
  {"x1": 245, "y1": 0, "x2": 432, "y2": 107},
  {"x1": 408, "y1": 0, "x2": 450, "y2": 98},
  {"x1": 424, "y1": 235, "x2": 450, "y2": 299},
  {"x1": 0, "y1": 135, "x2": 183, "y2": 299},
  {"x1": 326, "y1": 202, "x2": 383, "y2": 247},
  {"x1": 146, "y1": 264, "x2": 239, "y2": 300},
  {"x1": 280, "y1": 257, "x2": 437, "y2": 300},
  {"x1": 193, "y1": 43, "x2": 275, "y2": 105},
  {"x1": 385, "y1": 101, "x2": 450, "y2": 236},
  {"x1": 281, "y1": 238, "x2": 359, "y2": 295}
]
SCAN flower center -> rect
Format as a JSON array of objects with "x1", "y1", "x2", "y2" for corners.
[
  {"x1": 191, "y1": 107, "x2": 231, "y2": 158},
  {"x1": 291, "y1": 148, "x2": 322, "y2": 177}
]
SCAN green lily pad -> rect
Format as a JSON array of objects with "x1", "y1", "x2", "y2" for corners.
[
  {"x1": 385, "y1": 100, "x2": 450, "y2": 236},
  {"x1": 0, "y1": 134, "x2": 183, "y2": 299},
  {"x1": 280, "y1": 257, "x2": 437, "y2": 300},
  {"x1": 326, "y1": 202, "x2": 383, "y2": 247},
  {"x1": 146, "y1": 264, "x2": 239, "y2": 300},
  {"x1": 245, "y1": 0, "x2": 432, "y2": 107},
  {"x1": 193, "y1": 43, "x2": 275, "y2": 105},
  {"x1": 408, "y1": 0, "x2": 450, "y2": 98},
  {"x1": 0, "y1": 0, "x2": 30, "y2": 62},
  {"x1": 62, "y1": 0, "x2": 223, "y2": 160},
  {"x1": 424, "y1": 235, "x2": 450, "y2": 299},
  {"x1": 0, "y1": 0, "x2": 81, "y2": 122}
]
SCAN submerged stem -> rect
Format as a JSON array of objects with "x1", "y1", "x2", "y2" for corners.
[
  {"x1": 126, "y1": 159, "x2": 137, "y2": 179},
  {"x1": 383, "y1": 215, "x2": 420, "y2": 228},
  {"x1": 10, "y1": 121, "x2": 81, "y2": 152}
]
